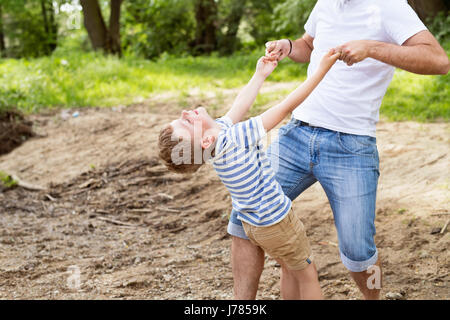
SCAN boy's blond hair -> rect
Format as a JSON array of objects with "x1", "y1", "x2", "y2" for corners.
[{"x1": 158, "y1": 125, "x2": 203, "y2": 174}]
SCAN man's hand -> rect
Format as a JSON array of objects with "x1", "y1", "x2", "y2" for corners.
[
  {"x1": 256, "y1": 56, "x2": 278, "y2": 79},
  {"x1": 265, "y1": 39, "x2": 291, "y2": 61},
  {"x1": 336, "y1": 40, "x2": 373, "y2": 66}
]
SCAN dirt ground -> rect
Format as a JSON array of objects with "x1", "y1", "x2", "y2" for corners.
[
  {"x1": 0, "y1": 85, "x2": 449, "y2": 300},
  {"x1": 0, "y1": 110, "x2": 34, "y2": 156}
]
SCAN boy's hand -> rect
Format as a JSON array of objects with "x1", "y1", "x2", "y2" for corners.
[
  {"x1": 318, "y1": 49, "x2": 340, "y2": 71},
  {"x1": 256, "y1": 56, "x2": 278, "y2": 79}
]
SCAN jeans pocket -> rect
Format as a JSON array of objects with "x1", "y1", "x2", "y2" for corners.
[
  {"x1": 337, "y1": 132, "x2": 377, "y2": 156},
  {"x1": 278, "y1": 119, "x2": 297, "y2": 137}
]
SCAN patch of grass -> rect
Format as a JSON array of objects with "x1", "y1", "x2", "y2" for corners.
[
  {"x1": 381, "y1": 70, "x2": 449, "y2": 122},
  {"x1": 0, "y1": 42, "x2": 448, "y2": 122},
  {"x1": 250, "y1": 87, "x2": 296, "y2": 117},
  {"x1": 0, "y1": 171, "x2": 18, "y2": 189},
  {"x1": 0, "y1": 49, "x2": 304, "y2": 114}
]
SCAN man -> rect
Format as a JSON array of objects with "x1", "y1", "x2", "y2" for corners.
[{"x1": 228, "y1": 0, "x2": 449, "y2": 300}]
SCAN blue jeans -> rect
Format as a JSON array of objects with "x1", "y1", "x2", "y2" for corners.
[{"x1": 228, "y1": 119, "x2": 380, "y2": 272}]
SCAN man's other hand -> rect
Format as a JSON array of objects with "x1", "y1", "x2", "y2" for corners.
[{"x1": 336, "y1": 40, "x2": 373, "y2": 66}]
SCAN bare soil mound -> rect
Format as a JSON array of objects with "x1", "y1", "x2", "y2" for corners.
[
  {"x1": 0, "y1": 110, "x2": 34, "y2": 156},
  {"x1": 0, "y1": 91, "x2": 448, "y2": 299},
  {"x1": 0, "y1": 155, "x2": 448, "y2": 300}
]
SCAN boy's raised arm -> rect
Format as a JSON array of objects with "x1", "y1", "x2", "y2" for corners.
[
  {"x1": 225, "y1": 57, "x2": 278, "y2": 124},
  {"x1": 260, "y1": 49, "x2": 340, "y2": 132}
]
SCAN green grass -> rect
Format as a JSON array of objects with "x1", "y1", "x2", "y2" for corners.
[
  {"x1": 381, "y1": 70, "x2": 449, "y2": 121},
  {"x1": 0, "y1": 171, "x2": 18, "y2": 189},
  {"x1": 0, "y1": 49, "x2": 305, "y2": 114},
  {"x1": 0, "y1": 44, "x2": 448, "y2": 122},
  {"x1": 251, "y1": 88, "x2": 296, "y2": 117}
]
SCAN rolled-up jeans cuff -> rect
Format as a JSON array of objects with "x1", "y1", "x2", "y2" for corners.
[
  {"x1": 340, "y1": 249, "x2": 378, "y2": 272},
  {"x1": 227, "y1": 220, "x2": 249, "y2": 240}
]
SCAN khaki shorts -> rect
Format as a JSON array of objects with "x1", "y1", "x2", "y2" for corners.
[{"x1": 242, "y1": 209, "x2": 312, "y2": 271}]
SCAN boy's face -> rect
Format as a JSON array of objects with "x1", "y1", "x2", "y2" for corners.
[{"x1": 170, "y1": 107, "x2": 216, "y2": 145}]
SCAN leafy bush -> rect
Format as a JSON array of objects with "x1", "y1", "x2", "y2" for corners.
[
  {"x1": 426, "y1": 11, "x2": 450, "y2": 42},
  {"x1": 122, "y1": 0, "x2": 196, "y2": 59},
  {"x1": 1, "y1": 0, "x2": 57, "y2": 58},
  {"x1": 271, "y1": 0, "x2": 316, "y2": 39}
]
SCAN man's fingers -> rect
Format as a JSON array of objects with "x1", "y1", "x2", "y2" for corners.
[
  {"x1": 344, "y1": 56, "x2": 354, "y2": 65},
  {"x1": 265, "y1": 52, "x2": 279, "y2": 62},
  {"x1": 265, "y1": 41, "x2": 274, "y2": 49},
  {"x1": 265, "y1": 41, "x2": 277, "y2": 54}
]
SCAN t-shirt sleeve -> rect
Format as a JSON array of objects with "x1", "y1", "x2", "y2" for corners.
[
  {"x1": 215, "y1": 116, "x2": 233, "y2": 130},
  {"x1": 382, "y1": 0, "x2": 428, "y2": 45},
  {"x1": 304, "y1": 1, "x2": 320, "y2": 38},
  {"x1": 228, "y1": 116, "x2": 266, "y2": 149}
]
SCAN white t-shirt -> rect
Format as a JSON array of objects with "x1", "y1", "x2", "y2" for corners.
[{"x1": 293, "y1": 0, "x2": 427, "y2": 137}]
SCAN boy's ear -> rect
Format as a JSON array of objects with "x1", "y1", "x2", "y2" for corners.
[{"x1": 201, "y1": 135, "x2": 216, "y2": 150}]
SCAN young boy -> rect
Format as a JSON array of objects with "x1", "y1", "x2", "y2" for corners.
[{"x1": 159, "y1": 49, "x2": 340, "y2": 299}]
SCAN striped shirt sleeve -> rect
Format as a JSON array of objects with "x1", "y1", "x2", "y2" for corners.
[
  {"x1": 227, "y1": 116, "x2": 266, "y2": 149},
  {"x1": 215, "y1": 116, "x2": 233, "y2": 130}
]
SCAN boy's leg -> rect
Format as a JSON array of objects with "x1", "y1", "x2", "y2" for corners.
[
  {"x1": 230, "y1": 235, "x2": 264, "y2": 299},
  {"x1": 281, "y1": 267, "x2": 299, "y2": 299},
  {"x1": 228, "y1": 209, "x2": 264, "y2": 299},
  {"x1": 276, "y1": 260, "x2": 299, "y2": 299},
  {"x1": 276, "y1": 259, "x2": 322, "y2": 300},
  {"x1": 292, "y1": 263, "x2": 323, "y2": 300},
  {"x1": 227, "y1": 120, "x2": 317, "y2": 299}
]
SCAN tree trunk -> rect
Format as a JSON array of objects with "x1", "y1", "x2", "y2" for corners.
[
  {"x1": 80, "y1": 0, "x2": 109, "y2": 52},
  {"x1": 220, "y1": 0, "x2": 247, "y2": 55},
  {"x1": 108, "y1": 0, "x2": 123, "y2": 56},
  {"x1": 80, "y1": 0, "x2": 122, "y2": 55},
  {"x1": 408, "y1": 0, "x2": 448, "y2": 22},
  {"x1": 0, "y1": 5, "x2": 5, "y2": 57},
  {"x1": 41, "y1": 0, "x2": 57, "y2": 54},
  {"x1": 193, "y1": 0, "x2": 218, "y2": 54},
  {"x1": 48, "y1": 0, "x2": 58, "y2": 52}
]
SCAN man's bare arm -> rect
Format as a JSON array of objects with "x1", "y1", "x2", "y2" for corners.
[
  {"x1": 265, "y1": 33, "x2": 315, "y2": 64},
  {"x1": 289, "y1": 33, "x2": 315, "y2": 63},
  {"x1": 337, "y1": 31, "x2": 450, "y2": 75}
]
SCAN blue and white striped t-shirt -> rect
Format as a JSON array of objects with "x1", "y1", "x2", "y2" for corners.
[{"x1": 211, "y1": 116, "x2": 291, "y2": 227}]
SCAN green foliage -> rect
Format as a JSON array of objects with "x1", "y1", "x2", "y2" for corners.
[
  {"x1": 0, "y1": 171, "x2": 18, "y2": 189},
  {"x1": 121, "y1": 0, "x2": 316, "y2": 58},
  {"x1": 272, "y1": 0, "x2": 316, "y2": 39},
  {"x1": 0, "y1": 0, "x2": 58, "y2": 58},
  {"x1": 122, "y1": 0, "x2": 196, "y2": 59},
  {"x1": 426, "y1": 11, "x2": 450, "y2": 42},
  {"x1": 2, "y1": 0, "x2": 449, "y2": 60}
]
